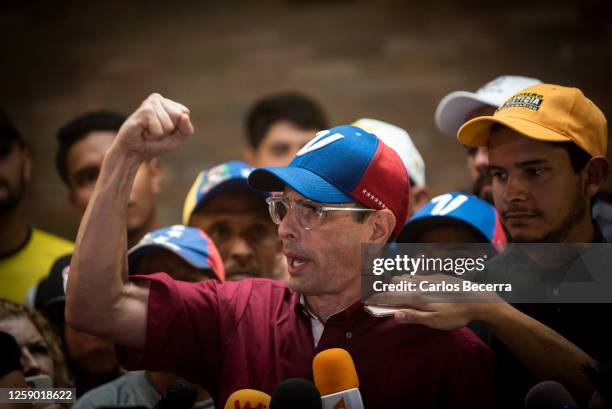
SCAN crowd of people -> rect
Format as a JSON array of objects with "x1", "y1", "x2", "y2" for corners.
[{"x1": 1, "y1": 76, "x2": 611, "y2": 409}]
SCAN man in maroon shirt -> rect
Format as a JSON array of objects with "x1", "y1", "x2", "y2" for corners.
[{"x1": 65, "y1": 93, "x2": 495, "y2": 408}]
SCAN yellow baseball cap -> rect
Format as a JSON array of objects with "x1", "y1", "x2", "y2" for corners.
[{"x1": 457, "y1": 83, "x2": 608, "y2": 157}]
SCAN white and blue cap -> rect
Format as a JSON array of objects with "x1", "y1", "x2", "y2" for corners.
[
  {"x1": 397, "y1": 192, "x2": 507, "y2": 248},
  {"x1": 435, "y1": 75, "x2": 542, "y2": 138},
  {"x1": 182, "y1": 160, "x2": 265, "y2": 225},
  {"x1": 248, "y1": 125, "x2": 410, "y2": 236},
  {"x1": 352, "y1": 118, "x2": 426, "y2": 187},
  {"x1": 128, "y1": 225, "x2": 225, "y2": 281}
]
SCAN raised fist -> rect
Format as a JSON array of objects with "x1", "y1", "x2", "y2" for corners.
[{"x1": 114, "y1": 93, "x2": 194, "y2": 160}]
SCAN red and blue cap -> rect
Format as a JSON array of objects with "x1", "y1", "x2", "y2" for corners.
[
  {"x1": 398, "y1": 192, "x2": 507, "y2": 250},
  {"x1": 248, "y1": 125, "x2": 410, "y2": 236},
  {"x1": 128, "y1": 225, "x2": 225, "y2": 281}
]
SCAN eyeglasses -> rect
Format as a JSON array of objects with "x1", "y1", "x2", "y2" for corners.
[{"x1": 266, "y1": 195, "x2": 375, "y2": 230}]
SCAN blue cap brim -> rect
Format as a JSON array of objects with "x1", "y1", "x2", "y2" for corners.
[{"x1": 249, "y1": 166, "x2": 353, "y2": 203}]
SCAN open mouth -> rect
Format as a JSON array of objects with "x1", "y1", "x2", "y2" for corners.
[{"x1": 284, "y1": 252, "x2": 310, "y2": 274}]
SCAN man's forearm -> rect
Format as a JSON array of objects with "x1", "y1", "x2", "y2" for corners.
[
  {"x1": 477, "y1": 302, "x2": 594, "y2": 404},
  {"x1": 66, "y1": 146, "x2": 142, "y2": 329}
]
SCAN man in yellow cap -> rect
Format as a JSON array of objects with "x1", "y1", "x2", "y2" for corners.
[
  {"x1": 459, "y1": 83, "x2": 608, "y2": 244},
  {"x1": 388, "y1": 84, "x2": 610, "y2": 408}
]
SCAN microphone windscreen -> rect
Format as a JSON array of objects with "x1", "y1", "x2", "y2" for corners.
[
  {"x1": 312, "y1": 348, "x2": 359, "y2": 396},
  {"x1": 524, "y1": 381, "x2": 577, "y2": 409},
  {"x1": 162, "y1": 379, "x2": 197, "y2": 409},
  {"x1": 270, "y1": 378, "x2": 322, "y2": 409},
  {"x1": 224, "y1": 389, "x2": 271, "y2": 409}
]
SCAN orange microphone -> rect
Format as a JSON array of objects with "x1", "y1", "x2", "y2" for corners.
[
  {"x1": 223, "y1": 389, "x2": 271, "y2": 409},
  {"x1": 312, "y1": 348, "x2": 364, "y2": 409}
]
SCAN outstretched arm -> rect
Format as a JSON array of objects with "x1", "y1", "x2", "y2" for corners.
[{"x1": 65, "y1": 93, "x2": 193, "y2": 349}]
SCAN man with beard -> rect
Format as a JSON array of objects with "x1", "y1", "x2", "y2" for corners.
[
  {"x1": 386, "y1": 84, "x2": 610, "y2": 408},
  {"x1": 0, "y1": 111, "x2": 73, "y2": 303},
  {"x1": 183, "y1": 161, "x2": 280, "y2": 280},
  {"x1": 435, "y1": 75, "x2": 541, "y2": 203}
]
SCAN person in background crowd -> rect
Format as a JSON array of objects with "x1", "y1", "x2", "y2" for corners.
[
  {"x1": 72, "y1": 225, "x2": 221, "y2": 409},
  {"x1": 65, "y1": 94, "x2": 495, "y2": 408},
  {"x1": 0, "y1": 299, "x2": 73, "y2": 389},
  {"x1": 0, "y1": 331, "x2": 32, "y2": 409},
  {"x1": 183, "y1": 161, "x2": 281, "y2": 281},
  {"x1": 243, "y1": 92, "x2": 328, "y2": 168},
  {"x1": 435, "y1": 75, "x2": 541, "y2": 203},
  {"x1": 0, "y1": 111, "x2": 73, "y2": 304},
  {"x1": 397, "y1": 191, "x2": 506, "y2": 249},
  {"x1": 353, "y1": 118, "x2": 429, "y2": 216},
  {"x1": 395, "y1": 191, "x2": 507, "y2": 341},
  {"x1": 388, "y1": 83, "x2": 610, "y2": 408},
  {"x1": 34, "y1": 110, "x2": 162, "y2": 395},
  {"x1": 55, "y1": 110, "x2": 161, "y2": 247}
]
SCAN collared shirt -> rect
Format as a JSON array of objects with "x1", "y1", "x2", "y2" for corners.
[
  {"x1": 118, "y1": 274, "x2": 495, "y2": 408},
  {"x1": 298, "y1": 295, "x2": 330, "y2": 347}
]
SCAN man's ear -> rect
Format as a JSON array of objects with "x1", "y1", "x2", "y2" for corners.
[
  {"x1": 243, "y1": 148, "x2": 256, "y2": 166},
  {"x1": 368, "y1": 208, "x2": 396, "y2": 244},
  {"x1": 584, "y1": 156, "x2": 609, "y2": 198},
  {"x1": 148, "y1": 158, "x2": 162, "y2": 194}
]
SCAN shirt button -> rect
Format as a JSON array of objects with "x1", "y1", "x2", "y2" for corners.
[{"x1": 345, "y1": 332, "x2": 352, "y2": 339}]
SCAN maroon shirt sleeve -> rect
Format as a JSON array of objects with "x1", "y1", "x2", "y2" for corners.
[{"x1": 116, "y1": 272, "x2": 253, "y2": 389}]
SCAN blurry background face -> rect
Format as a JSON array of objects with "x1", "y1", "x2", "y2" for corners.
[
  {"x1": 66, "y1": 131, "x2": 159, "y2": 234},
  {"x1": 0, "y1": 141, "x2": 29, "y2": 212},
  {"x1": 0, "y1": 316, "x2": 55, "y2": 380},
  {"x1": 250, "y1": 121, "x2": 317, "y2": 168},
  {"x1": 464, "y1": 106, "x2": 496, "y2": 203},
  {"x1": 132, "y1": 248, "x2": 213, "y2": 282},
  {"x1": 66, "y1": 131, "x2": 114, "y2": 212},
  {"x1": 188, "y1": 189, "x2": 279, "y2": 280}
]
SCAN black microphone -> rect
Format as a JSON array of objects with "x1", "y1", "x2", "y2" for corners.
[
  {"x1": 524, "y1": 381, "x2": 578, "y2": 409},
  {"x1": 153, "y1": 379, "x2": 197, "y2": 409},
  {"x1": 270, "y1": 378, "x2": 322, "y2": 409}
]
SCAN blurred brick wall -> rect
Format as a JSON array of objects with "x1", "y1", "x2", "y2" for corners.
[{"x1": 1, "y1": 0, "x2": 611, "y2": 239}]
